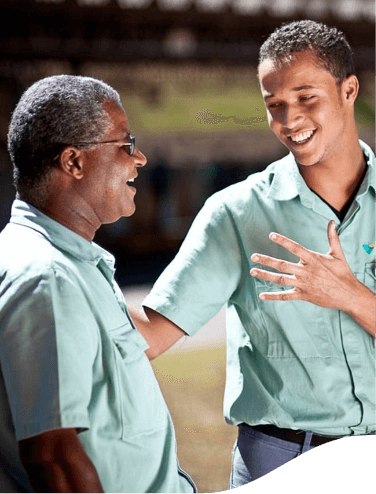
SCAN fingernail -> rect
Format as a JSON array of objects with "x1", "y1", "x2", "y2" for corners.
[
  {"x1": 270, "y1": 233, "x2": 277, "y2": 240},
  {"x1": 252, "y1": 255, "x2": 259, "y2": 262}
]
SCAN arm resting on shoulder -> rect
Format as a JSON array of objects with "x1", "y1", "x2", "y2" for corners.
[
  {"x1": 19, "y1": 428, "x2": 104, "y2": 493},
  {"x1": 129, "y1": 307, "x2": 187, "y2": 360}
]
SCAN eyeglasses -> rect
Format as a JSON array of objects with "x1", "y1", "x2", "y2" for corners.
[{"x1": 53, "y1": 134, "x2": 136, "y2": 160}]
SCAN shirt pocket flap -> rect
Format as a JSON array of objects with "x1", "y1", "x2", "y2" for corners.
[
  {"x1": 354, "y1": 260, "x2": 375, "y2": 293},
  {"x1": 364, "y1": 260, "x2": 375, "y2": 292},
  {"x1": 109, "y1": 322, "x2": 149, "y2": 360}
]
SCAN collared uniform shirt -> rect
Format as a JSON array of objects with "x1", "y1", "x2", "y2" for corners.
[
  {"x1": 144, "y1": 140, "x2": 375, "y2": 436},
  {"x1": 0, "y1": 200, "x2": 195, "y2": 493}
]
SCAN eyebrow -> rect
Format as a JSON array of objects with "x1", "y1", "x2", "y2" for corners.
[
  {"x1": 293, "y1": 85, "x2": 316, "y2": 91},
  {"x1": 263, "y1": 85, "x2": 317, "y2": 100},
  {"x1": 117, "y1": 131, "x2": 131, "y2": 140}
]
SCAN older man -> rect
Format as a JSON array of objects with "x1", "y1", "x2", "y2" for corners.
[{"x1": 0, "y1": 75, "x2": 195, "y2": 493}]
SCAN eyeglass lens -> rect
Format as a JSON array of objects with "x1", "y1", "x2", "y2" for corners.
[{"x1": 129, "y1": 135, "x2": 135, "y2": 156}]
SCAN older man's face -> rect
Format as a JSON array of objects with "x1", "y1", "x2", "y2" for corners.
[{"x1": 79, "y1": 100, "x2": 147, "y2": 225}]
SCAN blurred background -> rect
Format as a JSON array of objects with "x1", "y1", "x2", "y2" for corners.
[
  {"x1": 0, "y1": 0, "x2": 374, "y2": 284},
  {"x1": 0, "y1": 1, "x2": 374, "y2": 492}
]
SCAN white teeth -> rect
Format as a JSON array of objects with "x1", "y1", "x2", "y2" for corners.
[
  {"x1": 290, "y1": 130, "x2": 314, "y2": 143},
  {"x1": 128, "y1": 179, "x2": 134, "y2": 183}
]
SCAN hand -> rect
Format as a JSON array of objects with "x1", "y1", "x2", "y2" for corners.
[
  {"x1": 19, "y1": 428, "x2": 104, "y2": 493},
  {"x1": 250, "y1": 220, "x2": 361, "y2": 311}
]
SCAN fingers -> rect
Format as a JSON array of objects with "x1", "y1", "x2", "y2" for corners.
[
  {"x1": 250, "y1": 253, "x2": 300, "y2": 275},
  {"x1": 250, "y1": 225, "x2": 349, "y2": 306},
  {"x1": 267, "y1": 232, "x2": 311, "y2": 261},
  {"x1": 250, "y1": 232, "x2": 305, "y2": 285},
  {"x1": 258, "y1": 288, "x2": 299, "y2": 301},
  {"x1": 327, "y1": 220, "x2": 344, "y2": 258},
  {"x1": 250, "y1": 267, "x2": 296, "y2": 287}
]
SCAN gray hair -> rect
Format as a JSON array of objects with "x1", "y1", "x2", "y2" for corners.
[{"x1": 7, "y1": 74, "x2": 123, "y2": 202}]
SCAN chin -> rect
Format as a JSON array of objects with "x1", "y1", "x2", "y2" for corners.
[
  {"x1": 103, "y1": 208, "x2": 135, "y2": 225},
  {"x1": 295, "y1": 159, "x2": 320, "y2": 168},
  {"x1": 292, "y1": 151, "x2": 324, "y2": 168},
  {"x1": 122, "y1": 205, "x2": 136, "y2": 218}
]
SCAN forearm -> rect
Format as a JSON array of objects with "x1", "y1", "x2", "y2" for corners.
[
  {"x1": 345, "y1": 280, "x2": 375, "y2": 338},
  {"x1": 129, "y1": 306, "x2": 186, "y2": 360},
  {"x1": 19, "y1": 428, "x2": 104, "y2": 493},
  {"x1": 24, "y1": 455, "x2": 104, "y2": 493}
]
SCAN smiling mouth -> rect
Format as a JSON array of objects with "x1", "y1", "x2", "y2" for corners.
[
  {"x1": 127, "y1": 178, "x2": 135, "y2": 186},
  {"x1": 289, "y1": 129, "x2": 316, "y2": 145}
]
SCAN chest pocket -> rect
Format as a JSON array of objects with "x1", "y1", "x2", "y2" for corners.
[
  {"x1": 109, "y1": 322, "x2": 169, "y2": 440},
  {"x1": 362, "y1": 261, "x2": 375, "y2": 293},
  {"x1": 254, "y1": 278, "x2": 333, "y2": 359}
]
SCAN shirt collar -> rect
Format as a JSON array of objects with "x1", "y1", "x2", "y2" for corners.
[
  {"x1": 9, "y1": 199, "x2": 115, "y2": 271},
  {"x1": 268, "y1": 139, "x2": 375, "y2": 202},
  {"x1": 358, "y1": 139, "x2": 375, "y2": 195},
  {"x1": 267, "y1": 153, "x2": 303, "y2": 202}
]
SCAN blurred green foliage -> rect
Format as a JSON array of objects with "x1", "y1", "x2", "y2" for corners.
[
  {"x1": 122, "y1": 87, "x2": 268, "y2": 134},
  {"x1": 118, "y1": 70, "x2": 374, "y2": 136},
  {"x1": 355, "y1": 95, "x2": 375, "y2": 128}
]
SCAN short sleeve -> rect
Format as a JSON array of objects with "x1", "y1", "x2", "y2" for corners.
[
  {"x1": 143, "y1": 195, "x2": 243, "y2": 335},
  {"x1": 0, "y1": 266, "x2": 97, "y2": 440}
]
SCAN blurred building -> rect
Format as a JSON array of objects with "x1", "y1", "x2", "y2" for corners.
[{"x1": 0, "y1": 0, "x2": 374, "y2": 284}]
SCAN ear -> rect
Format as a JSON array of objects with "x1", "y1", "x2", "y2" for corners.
[
  {"x1": 57, "y1": 146, "x2": 85, "y2": 180},
  {"x1": 341, "y1": 74, "x2": 359, "y2": 105}
]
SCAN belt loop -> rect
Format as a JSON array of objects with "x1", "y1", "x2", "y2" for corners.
[{"x1": 302, "y1": 432, "x2": 313, "y2": 453}]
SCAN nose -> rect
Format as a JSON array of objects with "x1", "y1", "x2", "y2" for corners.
[
  {"x1": 282, "y1": 104, "x2": 304, "y2": 130},
  {"x1": 134, "y1": 147, "x2": 147, "y2": 167}
]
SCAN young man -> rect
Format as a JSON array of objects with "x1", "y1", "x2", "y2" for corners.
[
  {"x1": 0, "y1": 75, "x2": 195, "y2": 493},
  {"x1": 131, "y1": 20, "x2": 375, "y2": 486}
]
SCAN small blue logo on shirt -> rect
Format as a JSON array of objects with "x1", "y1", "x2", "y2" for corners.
[{"x1": 362, "y1": 243, "x2": 375, "y2": 254}]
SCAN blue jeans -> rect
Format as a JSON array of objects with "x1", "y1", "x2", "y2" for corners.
[{"x1": 229, "y1": 425, "x2": 318, "y2": 489}]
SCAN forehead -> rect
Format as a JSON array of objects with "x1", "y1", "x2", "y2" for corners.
[
  {"x1": 102, "y1": 100, "x2": 130, "y2": 138},
  {"x1": 258, "y1": 51, "x2": 337, "y2": 98}
]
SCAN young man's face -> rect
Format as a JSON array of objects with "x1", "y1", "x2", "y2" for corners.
[{"x1": 258, "y1": 50, "x2": 356, "y2": 168}]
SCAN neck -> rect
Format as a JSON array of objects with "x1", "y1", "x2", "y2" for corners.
[
  {"x1": 25, "y1": 180, "x2": 101, "y2": 243},
  {"x1": 42, "y1": 200, "x2": 100, "y2": 242},
  {"x1": 298, "y1": 136, "x2": 366, "y2": 212}
]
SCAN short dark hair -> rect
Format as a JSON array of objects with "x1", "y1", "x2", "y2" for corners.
[
  {"x1": 258, "y1": 20, "x2": 355, "y2": 83},
  {"x1": 7, "y1": 75, "x2": 123, "y2": 199}
]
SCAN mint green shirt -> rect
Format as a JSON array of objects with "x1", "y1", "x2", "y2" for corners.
[
  {"x1": 144, "y1": 141, "x2": 375, "y2": 436},
  {"x1": 0, "y1": 200, "x2": 195, "y2": 493}
]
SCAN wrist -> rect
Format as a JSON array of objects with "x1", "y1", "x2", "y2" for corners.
[
  {"x1": 346, "y1": 278, "x2": 371, "y2": 313},
  {"x1": 345, "y1": 279, "x2": 375, "y2": 337}
]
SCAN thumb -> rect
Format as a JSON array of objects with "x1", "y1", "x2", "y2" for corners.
[{"x1": 327, "y1": 220, "x2": 344, "y2": 258}]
